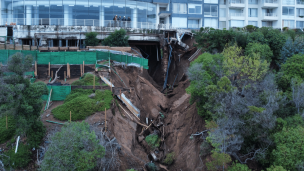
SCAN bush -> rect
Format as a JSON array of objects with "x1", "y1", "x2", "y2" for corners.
[
  {"x1": 52, "y1": 89, "x2": 112, "y2": 121},
  {"x1": 200, "y1": 141, "x2": 212, "y2": 156},
  {"x1": 102, "y1": 29, "x2": 129, "y2": 47},
  {"x1": 71, "y1": 73, "x2": 100, "y2": 86},
  {"x1": 228, "y1": 162, "x2": 250, "y2": 171},
  {"x1": 26, "y1": 120, "x2": 45, "y2": 148},
  {"x1": 266, "y1": 165, "x2": 287, "y2": 171},
  {"x1": 146, "y1": 162, "x2": 157, "y2": 171},
  {"x1": 85, "y1": 32, "x2": 99, "y2": 46},
  {"x1": 279, "y1": 37, "x2": 304, "y2": 65},
  {"x1": 1, "y1": 143, "x2": 31, "y2": 169},
  {"x1": 245, "y1": 43, "x2": 273, "y2": 62},
  {"x1": 0, "y1": 115, "x2": 16, "y2": 143},
  {"x1": 163, "y1": 152, "x2": 175, "y2": 165},
  {"x1": 145, "y1": 134, "x2": 160, "y2": 149},
  {"x1": 206, "y1": 152, "x2": 231, "y2": 171},
  {"x1": 126, "y1": 169, "x2": 136, "y2": 171},
  {"x1": 281, "y1": 54, "x2": 304, "y2": 79},
  {"x1": 247, "y1": 31, "x2": 267, "y2": 44},
  {"x1": 40, "y1": 122, "x2": 105, "y2": 171}
]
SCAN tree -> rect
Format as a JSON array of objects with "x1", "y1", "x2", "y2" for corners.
[
  {"x1": 85, "y1": 32, "x2": 99, "y2": 46},
  {"x1": 228, "y1": 161, "x2": 251, "y2": 171},
  {"x1": 245, "y1": 43, "x2": 273, "y2": 63},
  {"x1": 281, "y1": 54, "x2": 304, "y2": 80},
  {"x1": 102, "y1": 29, "x2": 129, "y2": 47},
  {"x1": 279, "y1": 37, "x2": 304, "y2": 65},
  {"x1": 41, "y1": 122, "x2": 105, "y2": 171},
  {"x1": 247, "y1": 31, "x2": 267, "y2": 44},
  {"x1": 206, "y1": 151, "x2": 231, "y2": 171},
  {"x1": 291, "y1": 78, "x2": 304, "y2": 114}
]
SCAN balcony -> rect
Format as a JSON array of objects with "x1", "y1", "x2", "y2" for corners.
[
  {"x1": 297, "y1": 0, "x2": 304, "y2": 6},
  {"x1": 158, "y1": 11, "x2": 171, "y2": 17},
  {"x1": 228, "y1": 13, "x2": 245, "y2": 20},
  {"x1": 188, "y1": 24, "x2": 200, "y2": 29},
  {"x1": 261, "y1": 0, "x2": 279, "y2": 8},
  {"x1": 261, "y1": 13, "x2": 278, "y2": 21},
  {"x1": 228, "y1": 0, "x2": 245, "y2": 8}
]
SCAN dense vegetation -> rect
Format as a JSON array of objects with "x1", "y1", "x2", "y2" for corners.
[
  {"x1": 52, "y1": 89, "x2": 113, "y2": 121},
  {"x1": 71, "y1": 73, "x2": 100, "y2": 86},
  {"x1": 85, "y1": 32, "x2": 99, "y2": 46},
  {"x1": 189, "y1": 27, "x2": 304, "y2": 170},
  {"x1": 102, "y1": 29, "x2": 129, "y2": 47},
  {"x1": 0, "y1": 53, "x2": 47, "y2": 169}
]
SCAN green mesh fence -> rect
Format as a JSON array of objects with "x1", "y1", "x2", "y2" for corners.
[
  {"x1": 1, "y1": 50, "x2": 149, "y2": 69},
  {"x1": 47, "y1": 85, "x2": 71, "y2": 101}
]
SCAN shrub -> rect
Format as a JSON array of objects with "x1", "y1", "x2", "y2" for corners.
[
  {"x1": 85, "y1": 32, "x2": 99, "y2": 46},
  {"x1": 145, "y1": 134, "x2": 160, "y2": 149},
  {"x1": 163, "y1": 152, "x2": 175, "y2": 165},
  {"x1": 40, "y1": 122, "x2": 105, "y2": 171},
  {"x1": 146, "y1": 162, "x2": 157, "y2": 171},
  {"x1": 126, "y1": 169, "x2": 136, "y2": 171},
  {"x1": 263, "y1": 28, "x2": 286, "y2": 64},
  {"x1": 247, "y1": 31, "x2": 267, "y2": 44},
  {"x1": 1, "y1": 143, "x2": 31, "y2": 169},
  {"x1": 245, "y1": 43, "x2": 273, "y2": 62},
  {"x1": 102, "y1": 29, "x2": 129, "y2": 47},
  {"x1": 245, "y1": 25, "x2": 256, "y2": 33},
  {"x1": 206, "y1": 152, "x2": 231, "y2": 171},
  {"x1": 52, "y1": 89, "x2": 113, "y2": 121},
  {"x1": 281, "y1": 54, "x2": 304, "y2": 79},
  {"x1": 228, "y1": 162, "x2": 250, "y2": 171},
  {"x1": 0, "y1": 115, "x2": 16, "y2": 143},
  {"x1": 71, "y1": 73, "x2": 100, "y2": 86},
  {"x1": 200, "y1": 141, "x2": 212, "y2": 156},
  {"x1": 279, "y1": 37, "x2": 304, "y2": 65},
  {"x1": 266, "y1": 165, "x2": 287, "y2": 171},
  {"x1": 26, "y1": 120, "x2": 45, "y2": 148}
]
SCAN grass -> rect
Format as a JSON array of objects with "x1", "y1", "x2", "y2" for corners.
[
  {"x1": 71, "y1": 73, "x2": 100, "y2": 86},
  {"x1": 52, "y1": 89, "x2": 113, "y2": 121},
  {"x1": 145, "y1": 134, "x2": 160, "y2": 149}
]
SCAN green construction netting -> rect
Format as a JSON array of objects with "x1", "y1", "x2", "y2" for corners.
[
  {"x1": 0, "y1": 50, "x2": 37, "y2": 65},
  {"x1": 47, "y1": 85, "x2": 71, "y2": 101}
]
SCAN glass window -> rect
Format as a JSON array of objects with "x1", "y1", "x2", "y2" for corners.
[
  {"x1": 282, "y1": 0, "x2": 295, "y2": 5},
  {"x1": 126, "y1": 0, "x2": 136, "y2": 22},
  {"x1": 297, "y1": 21, "x2": 304, "y2": 28},
  {"x1": 248, "y1": 21, "x2": 258, "y2": 26},
  {"x1": 104, "y1": 0, "x2": 114, "y2": 21},
  {"x1": 248, "y1": 8, "x2": 258, "y2": 17},
  {"x1": 50, "y1": 0, "x2": 63, "y2": 19},
  {"x1": 283, "y1": 20, "x2": 295, "y2": 28},
  {"x1": 37, "y1": 0, "x2": 50, "y2": 19},
  {"x1": 219, "y1": 21, "x2": 226, "y2": 29},
  {"x1": 172, "y1": 3, "x2": 187, "y2": 14},
  {"x1": 282, "y1": 7, "x2": 294, "y2": 16},
  {"x1": 229, "y1": 8, "x2": 243, "y2": 16},
  {"x1": 219, "y1": 0, "x2": 227, "y2": 4},
  {"x1": 220, "y1": 8, "x2": 226, "y2": 17},
  {"x1": 229, "y1": 20, "x2": 244, "y2": 27},
  {"x1": 188, "y1": 19, "x2": 200, "y2": 28},
  {"x1": 74, "y1": 0, "x2": 89, "y2": 19},
  {"x1": 248, "y1": 0, "x2": 258, "y2": 4},
  {"x1": 205, "y1": 0, "x2": 218, "y2": 4},
  {"x1": 204, "y1": 18, "x2": 218, "y2": 28},
  {"x1": 262, "y1": 21, "x2": 273, "y2": 27},
  {"x1": 188, "y1": 4, "x2": 202, "y2": 14},
  {"x1": 172, "y1": 17, "x2": 187, "y2": 28},
  {"x1": 137, "y1": 1, "x2": 147, "y2": 23},
  {"x1": 204, "y1": 4, "x2": 218, "y2": 17},
  {"x1": 297, "y1": 8, "x2": 304, "y2": 17}
]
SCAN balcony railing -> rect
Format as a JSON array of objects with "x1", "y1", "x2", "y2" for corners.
[
  {"x1": 2, "y1": 18, "x2": 159, "y2": 29},
  {"x1": 230, "y1": 13, "x2": 245, "y2": 17},
  {"x1": 264, "y1": 13, "x2": 278, "y2": 17},
  {"x1": 188, "y1": 24, "x2": 200, "y2": 28},
  {"x1": 229, "y1": 0, "x2": 245, "y2": 4},
  {"x1": 204, "y1": 12, "x2": 218, "y2": 17},
  {"x1": 297, "y1": 0, "x2": 304, "y2": 4},
  {"x1": 264, "y1": 0, "x2": 278, "y2": 3},
  {"x1": 248, "y1": 0, "x2": 258, "y2": 4}
]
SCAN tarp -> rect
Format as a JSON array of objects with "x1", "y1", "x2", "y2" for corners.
[{"x1": 47, "y1": 85, "x2": 71, "y2": 101}]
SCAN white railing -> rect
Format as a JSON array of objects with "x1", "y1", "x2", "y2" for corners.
[
  {"x1": 230, "y1": 13, "x2": 245, "y2": 17},
  {"x1": 204, "y1": 12, "x2": 218, "y2": 17},
  {"x1": 264, "y1": 0, "x2": 278, "y2": 3},
  {"x1": 2, "y1": 18, "x2": 159, "y2": 29},
  {"x1": 264, "y1": 13, "x2": 278, "y2": 17},
  {"x1": 187, "y1": 24, "x2": 200, "y2": 28},
  {"x1": 229, "y1": 0, "x2": 245, "y2": 4},
  {"x1": 248, "y1": 0, "x2": 258, "y2": 4},
  {"x1": 297, "y1": 0, "x2": 304, "y2": 4}
]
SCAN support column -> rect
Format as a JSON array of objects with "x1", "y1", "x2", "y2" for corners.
[
  {"x1": 26, "y1": 5, "x2": 32, "y2": 25},
  {"x1": 99, "y1": 6, "x2": 104, "y2": 27},
  {"x1": 59, "y1": 40, "x2": 62, "y2": 47},
  {"x1": 66, "y1": 40, "x2": 68, "y2": 47},
  {"x1": 132, "y1": 8, "x2": 137, "y2": 28}
]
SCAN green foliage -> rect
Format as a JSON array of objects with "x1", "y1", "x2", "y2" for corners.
[
  {"x1": 245, "y1": 43, "x2": 273, "y2": 62},
  {"x1": 71, "y1": 73, "x2": 100, "y2": 86},
  {"x1": 281, "y1": 54, "x2": 304, "y2": 80},
  {"x1": 247, "y1": 31, "x2": 267, "y2": 44},
  {"x1": 263, "y1": 28, "x2": 286, "y2": 64},
  {"x1": 102, "y1": 29, "x2": 129, "y2": 47},
  {"x1": 41, "y1": 121, "x2": 105, "y2": 171},
  {"x1": 126, "y1": 169, "x2": 136, "y2": 171},
  {"x1": 271, "y1": 126, "x2": 304, "y2": 170},
  {"x1": 0, "y1": 115, "x2": 16, "y2": 143},
  {"x1": 1, "y1": 143, "x2": 31, "y2": 169},
  {"x1": 146, "y1": 162, "x2": 157, "y2": 171},
  {"x1": 279, "y1": 37, "x2": 304, "y2": 65},
  {"x1": 200, "y1": 141, "x2": 212, "y2": 156},
  {"x1": 228, "y1": 162, "x2": 251, "y2": 171},
  {"x1": 52, "y1": 89, "x2": 113, "y2": 121},
  {"x1": 85, "y1": 32, "x2": 99, "y2": 46},
  {"x1": 245, "y1": 25, "x2": 256, "y2": 33},
  {"x1": 266, "y1": 165, "x2": 287, "y2": 171},
  {"x1": 26, "y1": 120, "x2": 46, "y2": 148},
  {"x1": 7, "y1": 52, "x2": 33, "y2": 75},
  {"x1": 206, "y1": 152, "x2": 232, "y2": 171},
  {"x1": 163, "y1": 152, "x2": 175, "y2": 165},
  {"x1": 145, "y1": 134, "x2": 160, "y2": 149}
]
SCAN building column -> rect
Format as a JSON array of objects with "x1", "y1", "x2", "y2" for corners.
[
  {"x1": 132, "y1": 8, "x2": 137, "y2": 28},
  {"x1": 99, "y1": 6, "x2": 104, "y2": 27},
  {"x1": 66, "y1": 40, "x2": 68, "y2": 47},
  {"x1": 59, "y1": 40, "x2": 62, "y2": 47},
  {"x1": 156, "y1": 4, "x2": 159, "y2": 26},
  {"x1": 64, "y1": 5, "x2": 71, "y2": 26},
  {"x1": 26, "y1": 6, "x2": 32, "y2": 25}
]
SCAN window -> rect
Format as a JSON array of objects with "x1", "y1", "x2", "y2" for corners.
[
  {"x1": 220, "y1": 8, "x2": 226, "y2": 17},
  {"x1": 282, "y1": 0, "x2": 295, "y2": 5},
  {"x1": 219, "y1": 21, "x2": 226, "y2": 29},
  {"x1": 282, "y1": 7, "x2": 295, "y2": 16},
  {"x1": 188, "y1": 19, "x2": 200, "y2": 28},
  {"x1": 283, "y1": 20, "x2": 295, "y2": 28},
  {"x1": 248, "y1": 0, "x2": 258, "y2": 4},
  {"x1": 297, "y1": 8, "x2": 304, "y2": 17},
  {"x1": 229, "y1": 9, "x2": 243, "y2": 16},
  {"x1": 188, "y1": 4, "x2": 202, "y2": 14},
  {"x1": 297, "y1": 21, "x2": 304, "y2": 28},
  {"x1": 248, "y1": 8, "x2": 258, "y2": 17},
  {"x1": 160, "y1": 7, "x2": 167, "y2": 12},
  {"x1": 173, "y1": 3, "x2": 187, "y2": 14},
  {"x1": 248, "y1": 21, "x2": 258, "y2": 26},
  {"x1": 204, "y1": 18, "x2": 218, "y2": 28},
  {"x1": 172, "y1": 17, "x2": 187, "y2": 28},
  {"x1": 262, "y1": 21, "x2": 273, "y2": 27},
  {"x1": 229, "y1": 20, "x2": 244, "y2": 27},
  {"x1": 204, "y1": 4, "x2": 218, "y2": 17},
  {"x1": 219, "y1": 0, "x2": 227, "y2": 4},
  {"x1": 205, "y1": 0, "x2": 218, "y2": 3}
]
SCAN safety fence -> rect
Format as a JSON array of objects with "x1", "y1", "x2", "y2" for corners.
[
  {"x1": 2, "y1": 71, "x2": 36, "y2": 83},
  {"x1": 42, "y1": 85, "x2": 72, "y2": 102},
  {"x1": 0, "y1": 50, "x2": 149, "y2": 68}
]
